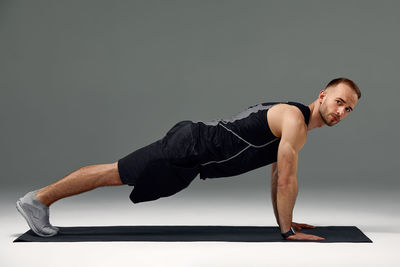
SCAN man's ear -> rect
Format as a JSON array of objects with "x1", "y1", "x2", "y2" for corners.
[{"x1": 319, "y1": 90, "x2": 327, "y2": 104}]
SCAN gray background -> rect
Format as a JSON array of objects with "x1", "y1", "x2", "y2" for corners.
[
  {"x1": 1, "y1": 0, "x2": 398, "y2": 196},
  {"x1": 2, "y1": 1, "x2": 400, "y2": 266}
]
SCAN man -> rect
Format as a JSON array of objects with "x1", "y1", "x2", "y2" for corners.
[{"x1": 16, "y1": 77, "x2": 361, "y2": 241}]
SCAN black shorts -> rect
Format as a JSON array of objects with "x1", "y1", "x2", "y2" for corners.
[{"x1": 117, "y1": 120, "x2": 200, "y2": 204}]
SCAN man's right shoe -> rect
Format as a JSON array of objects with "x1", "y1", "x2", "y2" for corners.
[{"x1": 16, "y1": 190, "x2": 59, "y2": 237}]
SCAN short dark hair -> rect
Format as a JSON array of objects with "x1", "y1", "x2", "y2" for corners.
[{"x1": 325, "y1": 77, "x2": 361, "y2": 100}]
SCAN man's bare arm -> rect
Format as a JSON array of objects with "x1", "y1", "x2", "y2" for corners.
[
  {"x1": 275, "y1": 134, "x2": 325, "y2": 240},
  {"x1": 275, "y1": 110, "x2": 307, "y2": 233},
  {"x1": 269, "y1": 107, "x2": 325, "y2": 241},
  {"x1": 276, "y1": 139, "x2": 300, "y2": 233}
]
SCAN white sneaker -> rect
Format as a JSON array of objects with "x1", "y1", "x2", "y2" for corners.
[{"x1": 16, "y1": 190, "x2": 59, "y2": 237}]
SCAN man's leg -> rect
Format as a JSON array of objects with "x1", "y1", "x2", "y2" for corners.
[
  {"x1": 16, "y1": 162, "x2": 123, "y2": 237},
  {"x1": 36, "y1": 162, "x2": 122, "y2": 207}
]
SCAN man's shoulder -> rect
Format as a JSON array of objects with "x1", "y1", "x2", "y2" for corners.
[
  {"x1": 268, "y1": 103, "x2": 305, "y2": 124},
  {"x1": 268, "y1": 104, "x2": 307, "y2": 138}
]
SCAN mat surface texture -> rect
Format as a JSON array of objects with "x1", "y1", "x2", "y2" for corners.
[{"x1": 13, "y1": 225, "x2": 372, "y2": 243}]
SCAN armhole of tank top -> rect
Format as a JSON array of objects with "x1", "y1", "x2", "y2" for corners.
[
  {"x1": 265, "y1": 102, "x2": 284, "y2": 139},
  {"x1": 287, "y1": 102, "x2": 310, "y2": 125},
  {"x1": 267, "y1": 102, "x2": 308, "y2": 138}
]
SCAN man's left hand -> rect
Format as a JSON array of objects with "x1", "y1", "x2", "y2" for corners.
[{"x1": 291, "y1": 222, "x2": 317, "y2": 231}]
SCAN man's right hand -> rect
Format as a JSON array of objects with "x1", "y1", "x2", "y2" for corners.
[{"x1": 285, "y1": 232, "x2": 325, "y2": 241}]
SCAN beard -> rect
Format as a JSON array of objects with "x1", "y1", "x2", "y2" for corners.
[{"x1": 319, "y1": 103, "x2": 337, "y2": 127}]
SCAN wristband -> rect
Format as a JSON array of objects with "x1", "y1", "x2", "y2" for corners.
[{"x1": 281, "y1": 227, "x2": 296, "y2": 239}]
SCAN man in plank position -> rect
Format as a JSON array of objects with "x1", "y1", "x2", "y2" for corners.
[{"x1": 16, "y1": 77, "x2": 360, "y2": 241}]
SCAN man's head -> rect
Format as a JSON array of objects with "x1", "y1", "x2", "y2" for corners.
[{"x1": 318, "y1": 78, "x2": 361, "y2": 127}]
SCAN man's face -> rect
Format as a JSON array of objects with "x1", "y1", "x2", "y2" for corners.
[{"x1": 319, "y1": 83, "x2": 358, "y2": 127}]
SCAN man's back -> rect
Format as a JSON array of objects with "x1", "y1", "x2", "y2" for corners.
[{"x1": 188, "y1": 101, "x2": 311, "y2": 179}]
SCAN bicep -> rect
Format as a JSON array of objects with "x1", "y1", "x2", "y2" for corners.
[
  {"x1": 277, "y1": 140, "x2": 298, "y2": 182},
  {"x1": 276, "y1": 114, "x2": 307, "y2": 183}
]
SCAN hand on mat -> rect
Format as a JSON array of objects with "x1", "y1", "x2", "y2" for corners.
[
  {"x1": 286, "y1": 232, "x2": 325, "y2": 241},
  {"x1": 291, "y1": 222, "x2": 317, "y2": 231}
]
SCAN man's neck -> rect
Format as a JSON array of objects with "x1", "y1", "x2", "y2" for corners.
[{"x1": 307, "y1": 100, "x2": 326, "y2": 131}]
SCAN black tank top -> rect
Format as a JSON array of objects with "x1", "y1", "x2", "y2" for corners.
[{"x1": 191, "y1": 101, "x2": 311, "y2": 179}]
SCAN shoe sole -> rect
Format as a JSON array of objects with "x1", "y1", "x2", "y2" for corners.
[{"x1": 16, "y1": 199, "x2": 58, "y2": 237}]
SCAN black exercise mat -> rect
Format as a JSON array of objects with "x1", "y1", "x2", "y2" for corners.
[{"x1": 13, "y1": 225, "x2": 372, "y2": 243}]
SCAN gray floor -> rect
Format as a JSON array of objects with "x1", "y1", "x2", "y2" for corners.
[{"x1": 2, "y1": 184, "x2": 400, "y2": 267}]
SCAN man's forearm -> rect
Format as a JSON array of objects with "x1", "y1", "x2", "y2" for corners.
[
  {"x1": 276, "y1": 178, "x2": 298, "y2": 233},
  {"x1": 270, "y1": 173, "x2": 280, "y2": 226}
]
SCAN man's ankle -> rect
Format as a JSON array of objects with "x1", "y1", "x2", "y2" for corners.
[{"x1": 35, "y1": 189, "x2": 51, "y2": 207}]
